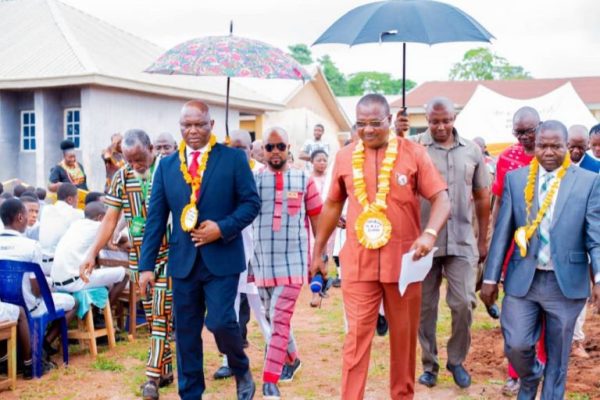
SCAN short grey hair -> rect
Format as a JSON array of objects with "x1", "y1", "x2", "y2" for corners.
[
  {"x1": 122, "y1": 129, "x2": 152, "y2": 151},
  {"x1": 425, "y1": 97, "x2": 455, "y2": 115},
  {"x1": 230, "y1": 129, "x2": 252, "y2": 148},
  {"x1": 513, "y1": 106, "x2": 540, "y2": 125},
  {"x1": 537, "y1": 120, "x2": 568, "y2": 142}
]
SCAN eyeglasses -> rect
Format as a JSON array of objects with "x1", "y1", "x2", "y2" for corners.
[
  {"x1": 513, "y1": 126, "x2": 538, "y2": 136},
  {"x1": 355, "y1": 119, "x2": 389, "y2": 129},
  {"x1": 264, "y1": 143, "x2": 287, "y2": 152}
]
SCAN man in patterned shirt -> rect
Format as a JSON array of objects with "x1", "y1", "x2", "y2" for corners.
[
  {"x1": 80, "y1": 129, "x2": 172, "y2": 400},
  {"x1": 253, "y1": 127, "x2": 322, "y2": 400}
]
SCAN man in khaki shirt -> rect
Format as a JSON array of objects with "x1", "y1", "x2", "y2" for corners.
[{"x1": 411, "y1": 97, "x2": 491, "y2": 389}]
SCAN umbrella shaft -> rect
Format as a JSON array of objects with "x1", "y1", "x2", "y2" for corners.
[{"x1": 402, "y1": 42, "x2": 406, "y2": 111}]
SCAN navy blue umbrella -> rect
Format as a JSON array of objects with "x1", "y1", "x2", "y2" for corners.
[{"x1": 313, "y1": 0, "x2": 494, "y2": 109}]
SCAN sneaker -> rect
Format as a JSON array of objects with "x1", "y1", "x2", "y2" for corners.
[
  {"x1": 376, "y1": 314, "x2": 388, "y2": 337},
  {"x1": 279, "y1": 358, "x2": 301, "y2": 383},
  {"x1": 502, "y1": 378, "x2": 520, "y2": 397},
  {"x1": 262, "y1": 382, "x2": 280, "y2": 400},
  {"x1": 571, "y1": 340, "x2": 590, "y2": 359}
]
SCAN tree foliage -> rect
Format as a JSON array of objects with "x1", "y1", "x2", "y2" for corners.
[
  {"x1": 288, "y1": 44, "x2": 313, "y2": 65},
  {"x1": 347, "y1": 71, "x2": 416, "y2": 96},
  {"x1": 449, "y1": 47, "x2": 531, "y2": 81},
  {"x1": 318, "y1": 54, "x2": 348, "y2": 96}
]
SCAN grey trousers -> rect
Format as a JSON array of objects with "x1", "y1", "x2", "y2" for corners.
[
  {"x1": 501, "y1": 270, "x2": 585, "y2": 400},
  {"x1": 418, "y1": 255, "x2": 477, "y2": 373}
]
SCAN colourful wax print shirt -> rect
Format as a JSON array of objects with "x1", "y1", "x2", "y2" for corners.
[
  {"x1": 252, "y1": 168, "x2": 322, "y2": 287},
  {"x1": 104, "y1": 157, "x2": 169, "y2": 280}
]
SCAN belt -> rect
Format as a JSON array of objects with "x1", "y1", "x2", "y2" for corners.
[
  {"x1": 53, "y1": 276, "x2": 80, "y2": 287},
  {"x1": 29, "y1": 299, "x2": 42, "y2": 314}
]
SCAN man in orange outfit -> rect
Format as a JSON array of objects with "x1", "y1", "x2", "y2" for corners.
[{"x1": 311, "y1": 94, "x2": 450, "y2": 399}]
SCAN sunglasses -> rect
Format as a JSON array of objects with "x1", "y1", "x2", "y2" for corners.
[{"x1": 264, "y1": 143, "x2": 287, "y2": 152}]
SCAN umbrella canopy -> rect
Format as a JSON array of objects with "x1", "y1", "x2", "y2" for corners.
[
  {"x1": 147, "y1": 35, "x2": 311, "y2": 80},
  {"x1": 146, "y1": 33, "x2": 311, "y2": 136},
  {"x1": 313, "y1": 0, "x2": 494, "y2": 109}
]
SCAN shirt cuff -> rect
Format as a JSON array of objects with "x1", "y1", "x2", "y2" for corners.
[
  {"x1": 594, "y1": 272, "x2": 600, "y2": 285},
  {"x1": 483, "y1": 279, "x2": 498, "y2": 285}
]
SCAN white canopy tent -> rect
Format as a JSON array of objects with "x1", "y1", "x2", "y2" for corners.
[{"x1": 455, "y1": 82, "x2": 598, "y2": 144}]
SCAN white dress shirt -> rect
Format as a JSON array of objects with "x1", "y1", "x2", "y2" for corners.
[
  {"x1": 0, "y1": 229, "x2": 44, "y2": 312},
  {"x1": 51, "y1": 219, "x2": 100, "y2": 284},
  {"x1": 39, "y1": 201, "x2": 84, "y2": 258},
  {"x1": 186, "y1": 144, "x2": 209, "y2": 176}
]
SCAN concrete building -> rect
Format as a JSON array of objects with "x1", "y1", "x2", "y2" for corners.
[{"x1": 0, "y1": 0, "x2": 282, "y2": 190}]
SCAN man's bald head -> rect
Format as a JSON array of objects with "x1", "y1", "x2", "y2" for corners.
[
  {"x1": 84, "y1": 201, "x2": 106, "y2": 221},
  {"x1": 154, "y1": 132, "x2": 177, "y2": 156},
  {"x1": 265, "y1": 127, "x2": 289, "y2": 144},
  {"x1": 513, "y1": 106, "x2": 540, "y2": 125},
  {"x1": 181, "y1": 100, "x2": 209, "y2": 116},
  {"x1": 425, "y1": 97, "x2": 455, "y2": 116},
  {"x1": 567, "y1": 124, "x2": 589, "y2": 163}
]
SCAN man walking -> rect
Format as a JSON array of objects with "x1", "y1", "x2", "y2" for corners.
[
  {"x1": 411, "y1": 97, "x2": 490, "y2": 389},
  {"x1": 481, "y1": 120, "x2": 600, "y2": 400},
  {"x1": 139, "y1": 100, "x2": 260, "y2": 400},
  {"x1": 251, "y1": 127, "x2": 322, "y2": 399},
  {"x1": 312, "y1": 94, "x2": 450, "y2": 400}
]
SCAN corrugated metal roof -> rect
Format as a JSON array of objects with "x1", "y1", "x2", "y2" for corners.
[{"x1": 0, "y1": 0, "x2": 282, "y2": 111}]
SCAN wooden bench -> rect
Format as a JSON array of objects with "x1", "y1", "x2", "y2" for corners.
[{"x1": 0, "y1": 320, "x2": 17, "y2": 391}]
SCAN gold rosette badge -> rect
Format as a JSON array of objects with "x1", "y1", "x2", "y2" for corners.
[
  {"x1": 514, "y1": 154, "x2": 570, "y2": 257},
  {"x1": 352, "y1": 135, "x2": 398, "y2": 249},
  {"x1": 178, "y1": 134, "x2": 217, "y2": 232}
]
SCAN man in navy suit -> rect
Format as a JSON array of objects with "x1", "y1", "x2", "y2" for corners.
[
  {"x1": 481, "y1": 120, "x2": 600, "y2": 400},
  {"x1": 139, "y1": 100, "x2": 260, "y2": 400},
  {"x1": 568, "y1": 124, "x2": 600, "y2": 173}
]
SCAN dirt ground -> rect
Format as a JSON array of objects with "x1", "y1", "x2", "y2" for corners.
[{"x1": 3, "y1": 284, "x2": 600, "y2": 400}]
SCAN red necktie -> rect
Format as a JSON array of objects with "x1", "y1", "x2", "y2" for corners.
[{"x1": 188, "y1": 151, "x2": 201, "y2": 198}]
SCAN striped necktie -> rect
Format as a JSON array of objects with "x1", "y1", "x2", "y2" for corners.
[{"x1": 537, "y1": 173, "x2": 553, "y2": 267}]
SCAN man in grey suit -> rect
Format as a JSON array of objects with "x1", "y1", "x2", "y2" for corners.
[{"x1": 480, "y1": 120, "x2": 600, "y2": 400}]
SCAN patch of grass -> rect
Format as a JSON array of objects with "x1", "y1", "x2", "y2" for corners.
[
  {"x1": 92, "y1": 355, "x2": 125, "y2": 372},
  {"x1": 567, "y1": 394, "x2": 591, "y2": 400},
  {"x1": 127, "y1": 346, "x2": 149, "y2": 362}
]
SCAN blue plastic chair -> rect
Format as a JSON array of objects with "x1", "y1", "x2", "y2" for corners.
[{"x1": 0, "y1": 260, "x2": 69, "y2": 378}]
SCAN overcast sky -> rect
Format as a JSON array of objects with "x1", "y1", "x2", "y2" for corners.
[{"x1": 63, "y1": 0, "x2": 600, "y2": 85}]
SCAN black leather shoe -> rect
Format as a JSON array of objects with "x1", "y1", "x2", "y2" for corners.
[
  {"x1": 262, "y1": 382, "x2": 280, "y2": 400},
  {"x1": 158, "y1": 374, "x2": 174, "y2": 388},
  {"x1": 140, "y1": 380, "x2": 159, "y2": 400},
  {"x1": 213, "y1": 366, "x2": 234, "y2": 380},
  {"x1": 376, "y1": 314, "x2": 388, "y2": 336},
  {"x1": 486, "y1": 303, "x2": 500, "y2": 319},
  {"x1": 447, "y1": 363, "x2": 471, "y2": 388},
  {"x1": 418, "y1": 371, "x2": 437, "y2": 388},
  {"x1": 235, "y1": 369, "x2": 256, "y2": 400}
]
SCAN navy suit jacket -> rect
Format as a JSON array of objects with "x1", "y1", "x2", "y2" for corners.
[
  {"x1": 579, "y1": 153, "x2": 600, "y2": 173},
  {"x1": 139, "y1": 143, "x2": 261, "y2": 279},
  {"x1": 484, "y1": 165, "x2": 600, "y2": 299}
]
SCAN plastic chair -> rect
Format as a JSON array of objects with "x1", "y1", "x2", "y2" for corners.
[{"x1": 0, "y1": 260, "x2": 69, "y2": 378}]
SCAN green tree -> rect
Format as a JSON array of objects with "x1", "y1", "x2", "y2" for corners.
[
  {"x1": 346, "y1": 71, "x2": 416, "y2": 95},
  {"x1": 318, "y1": 54, "x2": 348, "y2": 96},
  {"x1": 449, "y1": 47, "x2": 531, "y2": 80},
  {"x1": 288, "y1": 44, "x2": 313, "y2": 65}
]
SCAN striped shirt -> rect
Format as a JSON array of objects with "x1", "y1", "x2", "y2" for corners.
[
  {"x1": 252, "y1": 167, "x2": 322, "y2": 287},
  {"x1": 104, "y1": 158, "x2": 169, "y2": 278}
]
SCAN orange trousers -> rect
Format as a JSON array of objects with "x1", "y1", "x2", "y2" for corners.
[{"x1": 341, "y1": 280, "x2": 421, "y2": 400}]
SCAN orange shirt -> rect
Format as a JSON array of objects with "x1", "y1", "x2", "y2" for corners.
[{"x1": 328, "y1": 138, "x2": 447, "y2": 283}]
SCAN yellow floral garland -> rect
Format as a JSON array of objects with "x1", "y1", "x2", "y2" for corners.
[
  {"x1": 352, "y1": 135, "x2": 398, "y2": 249},
  {"x1": 249, "y1": 158, "x2": 256, "y2": 170},
  {"x1": 178, "y1": 134, "x2": 217, "y2": 231},
  {"x1": 514, "y1": 154, "x2": 571, "y2": 256}
]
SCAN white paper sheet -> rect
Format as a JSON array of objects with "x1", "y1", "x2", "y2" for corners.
[{"x1": 398, "y1": 247, "x2": 438, "y2": 296}]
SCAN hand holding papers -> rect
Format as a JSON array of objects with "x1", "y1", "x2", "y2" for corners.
[{"x1": 399, "y1": 247, "x2": 438, "y2": 296}]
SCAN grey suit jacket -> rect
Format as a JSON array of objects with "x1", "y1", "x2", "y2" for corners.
[{"x1": 484, "y1": 165, "x2": 600, "y2": 299}]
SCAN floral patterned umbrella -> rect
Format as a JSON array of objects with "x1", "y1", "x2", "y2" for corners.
[{"x1": 146, "y1": 31, "x2": 311, "y2": 136}]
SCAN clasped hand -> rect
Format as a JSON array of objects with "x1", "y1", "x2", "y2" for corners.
[{"x1": 190, "y1": 220, "x2": 222, "y2": 247}]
